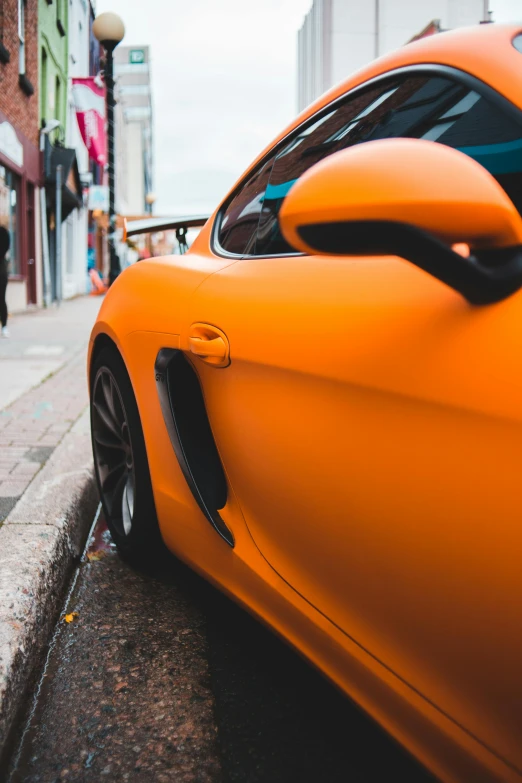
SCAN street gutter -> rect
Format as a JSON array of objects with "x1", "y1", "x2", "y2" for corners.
[{"x1": 0, "y1": 407, "x2": 98, "y2": 774}]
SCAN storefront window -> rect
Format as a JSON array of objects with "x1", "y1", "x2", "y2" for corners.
[{"x1": 0, "y1": 165, "x2": 19, "y2": 276}]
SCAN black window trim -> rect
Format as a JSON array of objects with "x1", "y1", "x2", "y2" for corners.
[{"x1": 211, "y1": 63, "x2": 522, "y2": 261}]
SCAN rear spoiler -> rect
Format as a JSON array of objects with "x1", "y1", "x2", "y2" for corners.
[{"x1": 123, "y1": 215, "x2": 210, "y2": 254}]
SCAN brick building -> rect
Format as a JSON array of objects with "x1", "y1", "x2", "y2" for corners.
[{"x1": 0, "y1": 0, "x2": 41, "y2": 312}]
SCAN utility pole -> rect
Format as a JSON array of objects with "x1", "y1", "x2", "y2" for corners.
[{"x1": 55, "y1": 164, "x2": 62, "y2": 305}]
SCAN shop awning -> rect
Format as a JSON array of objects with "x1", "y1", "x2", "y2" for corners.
[{"x1": 44, "y1": 143, "x2": 83, "y2": 221}]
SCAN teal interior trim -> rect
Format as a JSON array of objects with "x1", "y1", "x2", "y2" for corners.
[
  {"x1": 458, "y1": 138, "x2": 522, "y2": 175},
  {"x1": 264, "y1": 179, "x2": 299, "y2": 201}
]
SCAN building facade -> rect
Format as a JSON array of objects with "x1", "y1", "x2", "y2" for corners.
[
  {"x1": 297, "y1": 0, "x2": 489, "y2": 111},
  {"x1": 39, "y1": 0, "x2": 83, "y2": 303},
  {"x1": 0, "y1": 0, "x2": 41, "y2": 314},
  {"x1": 39, "y1": 0, "x2": 68, "y2": 133},
  {"x1": 63, "y1": 0, "x2": 90, "y2": 299},
  {"x1": 114, "y1": 44, "x2": 153, "y2": 217}
]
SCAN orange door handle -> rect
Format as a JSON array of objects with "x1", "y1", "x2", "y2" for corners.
[
  {"x1": 188, "y1": 323, "x2": 230, "y2": 367},
  {"x1": 189, "y1": 335, "x2": 227, "y2": 359}
]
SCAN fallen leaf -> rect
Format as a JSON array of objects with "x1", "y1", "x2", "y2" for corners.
[
  {"x1": 87, "y1": 550, "x2": 106, "y2": 562},
  {"x1": 63, "y1": 612, "x2": 79, "y2": 624}
]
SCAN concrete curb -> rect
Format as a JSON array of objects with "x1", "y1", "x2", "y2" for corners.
[{"x1": 0, "y1": 407, "x2": 98, "y2": 765}]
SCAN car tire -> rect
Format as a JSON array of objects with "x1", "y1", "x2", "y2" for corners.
[{"x1": 90, "y1": 343, "x2": 171, "y2": 565}]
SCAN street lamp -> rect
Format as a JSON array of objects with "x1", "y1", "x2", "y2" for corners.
[
  {"x1": 145, "y1": 193, "x2": 156, "y2": 255},
  {"x1": 145, "y1": 192, "x2": 156, "y2": 215},
  {"x1": 93, "y1": 11, "x2": 125, "y2": 286}
]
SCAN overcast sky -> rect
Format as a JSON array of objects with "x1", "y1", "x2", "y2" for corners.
[{"x1": 96, "y1": 0, "x2": 522, "y2": 217}]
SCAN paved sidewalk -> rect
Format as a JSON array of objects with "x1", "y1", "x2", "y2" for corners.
[{"x1": 0, "y1": 297, "x2": 102, "y2": 524}]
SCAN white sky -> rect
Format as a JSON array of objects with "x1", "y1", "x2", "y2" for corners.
[{"x1": 96, "y1": 0, "x2": 522, "y2": 217}]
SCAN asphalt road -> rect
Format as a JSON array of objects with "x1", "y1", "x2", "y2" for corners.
[{"x1": 6, "y1": 510, "x2": 435, "y2": 783}]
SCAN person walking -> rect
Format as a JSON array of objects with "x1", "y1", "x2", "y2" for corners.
[{"x1": 0, "y1": 226, "x2": 10, "y2": 338}]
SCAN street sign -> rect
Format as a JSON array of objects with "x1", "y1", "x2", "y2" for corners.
[
  {"x1": 88, "y1": 185, "x2": 109, "y2": 212},
  {"x1": 129, "y1": 49, "x2": 145, "y2": 64}
]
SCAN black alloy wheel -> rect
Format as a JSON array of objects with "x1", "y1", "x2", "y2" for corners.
[
  {"x1": 92, "y1": 366, "x2": 135, "y2": 538},
  {"x1": 90, "y1": 344, "x2": 171, "y2": 564}
]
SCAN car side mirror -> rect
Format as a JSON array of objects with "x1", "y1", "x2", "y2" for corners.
[{"x1": 279, "y1": 138, "x2": 522, "y2": 305}]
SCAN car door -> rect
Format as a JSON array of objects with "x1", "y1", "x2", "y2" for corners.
[{"x1": 184, "y1": 69, "x2": 522, "y2": 766}]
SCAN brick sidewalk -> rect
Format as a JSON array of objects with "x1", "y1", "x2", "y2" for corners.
[
  {"x1": 0, "y1": 297, "x2": 102, "y2": 524},
  {"x1": 0, "y1": 352, "x2": 89, "y2": 522}
]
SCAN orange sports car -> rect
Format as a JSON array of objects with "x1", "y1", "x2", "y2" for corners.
[{"x1": 89, "y1": 24, "x2": 522, "y2": 783}]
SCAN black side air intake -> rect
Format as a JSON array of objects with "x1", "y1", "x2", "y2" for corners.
[{"x1": 155, "y1": 348, "x2": 233, "y2": 546}]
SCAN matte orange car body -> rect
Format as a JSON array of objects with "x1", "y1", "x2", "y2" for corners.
[{"x1": 90, "y1": 24, "x2": 522, "y2": 783}]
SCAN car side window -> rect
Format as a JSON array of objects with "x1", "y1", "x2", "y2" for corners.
[
  {"x1": 254, "y1": 82, "x2": 401, "y2": 256},
  {"x1": 251, "y1": 74, "x2": 522, "y2": 257},
  {"x1": 218, "y1": 157, "x2": 275, "y2": 255}
]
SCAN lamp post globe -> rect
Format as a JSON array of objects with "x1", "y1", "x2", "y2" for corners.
[
  {"x1": 93, "y1": 12, "x2": 125, "y2": 286},
  {"x1": 93, "y1": 12, "x2": 125, "y2": 50}
]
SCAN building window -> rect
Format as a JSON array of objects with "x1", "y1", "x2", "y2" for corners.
[
  {"x1": 123, "y1": 106, "x2": 152, "y2": 121},
  {"x1": 18, "y1": 0, "x2": 25, "y2": 74},
  {"x1": 0, "y1": 2, "x2": 10, "y2": 64},
  {"x1": 0, "y1": 166, "x2": 20, "y2": 277},
  {"x1": 41, "y1": 48, "x2": 48, "y2": 122},
  {"x1": 56, "y1": 0, "x2": 66, "y2": 36},
  {"x1": 55, "y1": 76, "x2": 61, "y2": 122},
  {"x1": 18, "y1": 0, "x2": 34, "y2": 95}
]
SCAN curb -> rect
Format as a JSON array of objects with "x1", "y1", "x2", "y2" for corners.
[{"x1": 0, "y1": 407, "x2": 98, "y2": 768}]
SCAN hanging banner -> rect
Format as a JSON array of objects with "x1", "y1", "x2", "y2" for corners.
[{"x1": 72, "y1": 77, "x2": 106, "y2": 166}]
